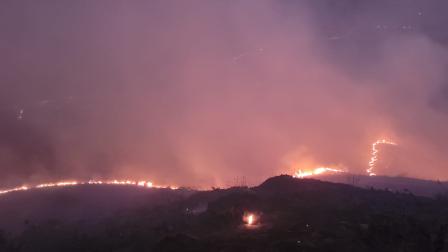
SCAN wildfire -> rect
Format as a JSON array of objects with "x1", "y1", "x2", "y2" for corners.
[
  {"x1": 367, "y1": 139, "x2": 397, "y2": 176},
  {"x1": 0, "y1": 179, "x2": 178, "y2": 196},
  {"x1": 293, "y1": 167, "x2": 345, "y2": 178},
  {"x1": 293, "y1": 139, "x2": 397, "y2": 178},
  {"x1": 0, "y1": 140, "x2": 398, "y2": 196}
]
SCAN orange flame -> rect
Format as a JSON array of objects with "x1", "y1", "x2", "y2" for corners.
[
  {"x1": 243, "y1": 212, "x2": 258, "y2": 226},
  {"x1": 293, "y1": 167, "x2": 345, "y2": 178},
  {"x1": 247, "y1": 214, "x2": 254, "y2": 225},
  {"x1": 367, "y1": 139, "x2": 397, "y2": 176},
  {"x1": 293, "y1": 139, "x2": 397, "y2": 178},
  {"x1": 0, "y1": 179, "x2": 177, "y2": 196}
]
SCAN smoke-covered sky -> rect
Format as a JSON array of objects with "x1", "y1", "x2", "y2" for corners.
[{"x1": 1, "y1": 0, "x2": 448, "y2": 187}]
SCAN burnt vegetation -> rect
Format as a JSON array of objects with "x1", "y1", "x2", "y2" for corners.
[{"x1": 1, "y1": 176, "x2": 448, "y2": 251}]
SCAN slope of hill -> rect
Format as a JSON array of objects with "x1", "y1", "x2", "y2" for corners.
[
  {"x1": 315, "y1": 173, "x2": 448, "y2": 197},
  {"x1": 0, "y1": 176, "x2": 448, "y2": 251}
]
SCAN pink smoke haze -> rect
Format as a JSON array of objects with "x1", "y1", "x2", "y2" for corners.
[{"x1": 1, "y1": 0, "x2": 448, "y2": 188}]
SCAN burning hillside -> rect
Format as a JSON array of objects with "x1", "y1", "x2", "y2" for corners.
[
  {"x1": 292, "y1": 139, "x2": 397, "y2": 179},
  {"x1": 0, "y1": 175, "x2": 447, "y2": 251}
]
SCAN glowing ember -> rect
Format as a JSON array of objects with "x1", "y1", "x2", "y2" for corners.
[
  {"x1": 243, "y1": 212, "x2": 259, "y2": 227},
  {"x1": 367, "y1": 139, "x2": 397, "y2": 176},
  {"x1": 293, "y1": 167, "x2": 345, "y2": 178},
  {"x1": 247, "y1": 214, "x2": 254, "y2": 225},
  {"x1": 0, "y1": 179, "x2": 177, "y2": 195}
]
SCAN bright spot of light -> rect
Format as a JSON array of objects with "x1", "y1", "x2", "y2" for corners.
[
  {"x1": 248, "y1": 214, "x2": 254, "y2": 225},
  {"x1": 243, "y1": 212, "x2": 259, "y2": 228}
]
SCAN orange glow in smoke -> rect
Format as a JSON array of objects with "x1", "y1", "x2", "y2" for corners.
[
  {"x1": 0, "y1": 140, "x2": 398, "y2": 196},
  {"x1": 0, "y1": 179, "x2": 177, "y2": 196}
]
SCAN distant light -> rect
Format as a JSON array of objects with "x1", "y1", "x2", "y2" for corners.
[
  {"x1": 243, "y1": 212, "x2": 259, "y2": 227},
  {"x1": 247, "y1": 214, "x2": 254, "y2": 225}
]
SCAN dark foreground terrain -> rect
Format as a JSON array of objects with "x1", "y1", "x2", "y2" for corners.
[{"x1": 1, "y1": 175, "x2": 448, "y2": 252}]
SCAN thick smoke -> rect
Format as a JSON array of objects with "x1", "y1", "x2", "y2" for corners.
[{"x1": 1, "y1": 0, "x2": 448, "y2": 187}]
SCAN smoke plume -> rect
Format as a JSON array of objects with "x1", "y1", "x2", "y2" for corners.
[{"x1": 1, "y1": 0, "x2": 448, "y2": 187}]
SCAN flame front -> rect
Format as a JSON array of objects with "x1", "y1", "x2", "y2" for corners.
[
  {"x1": 0, "y1": 179, "x2": 177, "y2": 196},
  {"x1": 293, "y1": 167, "x2": 345, "y2": 178},
  {"x1": 367, "y1": 139, "x2": 397, "y2": 176},
  {"x1": 0, "y1": 140, "x2": 398, "y2": 195},
  {"x1": 292, "y1": 139, "x2": 397, "y2": 178}
]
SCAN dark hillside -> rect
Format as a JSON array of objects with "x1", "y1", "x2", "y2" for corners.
[
  {"x1": 1, "y1": 176, "x2": 448, "y2": 251},
  {"x1": 316, "y1": 174, "x2": 448, "y2": 197}
]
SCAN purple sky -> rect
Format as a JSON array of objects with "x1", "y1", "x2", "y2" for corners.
[{"x1": 1, "y1": 0, "x2": 448, "y2": 187}]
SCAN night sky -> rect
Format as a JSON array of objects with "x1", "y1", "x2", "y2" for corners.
[{"x1": 1, "y1": 0, "x2": 448, "y2": 188}]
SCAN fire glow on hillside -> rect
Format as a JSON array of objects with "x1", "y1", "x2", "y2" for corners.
[
  {"x1": 0, "y1": 179, "x2": 178, "y2": 195},
  {"x1": 0, "y1": 140, "x2": 397, "y2": 195},
  {"x1": 293, "y1": 139, "x2": 397, "y2": 178},
  {"x1": 293, "y1": 167, "x2": 345, "y2": 178},
  {"x1": 367, "y1": 139, "x2": 397, "y2": 176}
]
